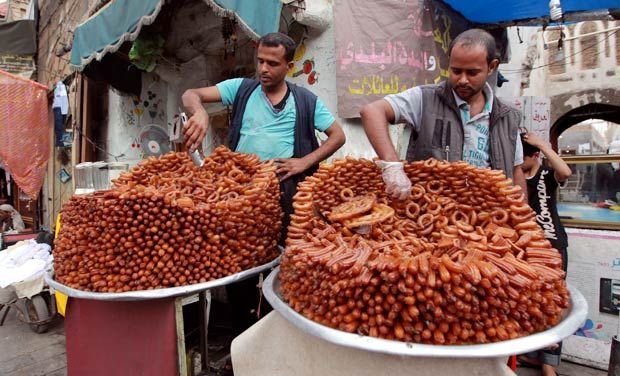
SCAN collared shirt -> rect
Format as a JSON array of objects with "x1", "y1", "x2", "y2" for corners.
[
  {"x1": 453, "y1": 83, "x2": 494, "y2": 168},
  {"x1": 452, "y1": 84, "x2": 523, "y2": 168},
  {"x1": 385, "y1": 83, "x2": 523, "y2": 168}
]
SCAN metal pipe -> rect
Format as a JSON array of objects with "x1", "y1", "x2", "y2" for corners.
[
  {"x1": 495, "y1": 8, "x2": 620, "y2": 27},
  {"x1": 609, "y1": 335, "x2": 620, "y2": 376}
]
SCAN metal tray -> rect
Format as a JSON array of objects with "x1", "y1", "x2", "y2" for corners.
[
  {"x1": 263, "y1": 266, "x2": 588, "y2": 358},
  {"x1": 45, "y1": 256, "x2": 280, "y2": 301}
]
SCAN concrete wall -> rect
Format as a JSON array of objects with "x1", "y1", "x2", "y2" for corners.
[
  {"x1": 105, "y1": 74, "x2": 169, "y2": 167},
  {"x1": 498, "y1": 22, "x2": 620, "y2": 126},
  {"x1": 283, "y1": 0, "x2": 402, "y2": 160},
  {"x1": 38, "y1": 1, "x2": 94, "y2": 87},
  {"x1": 6, "y1": 0, "x2": 30, "y2": 21},
  {"x1": 38, "y1": 0, "x2": 97, "y2": 229},
  {"x1": 0, "y1": 0, "x2": 30, "y2": 21},
  {"x1": 0, "y1": 0, "x2": 36, "y2": 77}
]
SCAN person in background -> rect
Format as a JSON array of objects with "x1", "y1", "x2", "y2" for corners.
[
  {"x1": 0, "y1": 204, "x2": 25, "y2": 232},
  {"x1": 360, "y1": 28, "x2": 526, "y2": 199},
  {"x1": 181, "y1": 32, "x2": 345, "y2": 332},
  {"x1": 182, "y1": 32, "x2": 345, "y2": 241},
  {"x1": 519, "y1": 131, "x2": 571, "y2": 376}
]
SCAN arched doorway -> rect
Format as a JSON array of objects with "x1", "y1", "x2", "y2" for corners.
[
  {"x1": 550, "y1": 103, "x2": 620, "y2": 151},
  {"x1": 549, "y1": 103, "x2": 620, "y2": 229}
]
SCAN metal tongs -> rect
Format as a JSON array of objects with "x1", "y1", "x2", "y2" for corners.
[{"x1": 179, "y1": 111, "x2": 205, "y2": 167}]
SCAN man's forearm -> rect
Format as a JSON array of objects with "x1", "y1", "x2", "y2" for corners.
[
  {"x1": 539, "y1": 144, "x2": 572, "y2": 181},
  {"x1": 182, "y1": 90, "x2": 208, "y2": 116},
  {"x1": 361, "y1": 103, "x2": 399, "y2": 161},
  {"x1": 300, "y1": 132, "x2": 345, "y2": 168}
]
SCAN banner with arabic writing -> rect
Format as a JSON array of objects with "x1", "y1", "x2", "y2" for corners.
[{"x1": 334, "y1": 0, "x2": 469, "y2": 118}]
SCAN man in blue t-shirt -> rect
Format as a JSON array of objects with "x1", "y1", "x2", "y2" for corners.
[
  {"x1": 181, "y1": 32, "x2": 345, "y2": 330},
  {"x1": 182, "y1": 32, "x2": 345, "y2": 181},
  {"x1": 182, "y1": 33, "x2": 345, "y2": 235}
]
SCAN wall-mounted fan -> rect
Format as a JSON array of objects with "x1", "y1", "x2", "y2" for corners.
[{"x1": 139, "y1": 124, "x2": 171, "y2": 157}]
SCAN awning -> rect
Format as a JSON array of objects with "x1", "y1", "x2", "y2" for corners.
[
  {"x1": 439, "y1": 0, "x2": 619, "y2": 25},
  {"x1": 0, "y1": 69, "x2": 49, "y2": 200},
  {"x1": 71, "y1": 0, "x2": 282, "y2": 71},
  {"x1": 205, "y1": 0, "x2": 282, "y2": 39},
  {"x1": 70, "y1": 0, "x2": 164, "y2": 70},
  {"x1": 0, "y1": 20, "x2": 36, "y2": 55}
]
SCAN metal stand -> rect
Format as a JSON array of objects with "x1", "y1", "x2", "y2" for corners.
[
  {"x1": 49, "y1": 258, "x2": 279, "y2": 375},
  {"x1": 199, "y1": 290, "x2": 212, "y2": 372},
  {"x1": 609, "y1": 336, "x2": 620, "y2": 376},
  {"x1": 0, "y1": 304, "x2": 10, "y2": 325}
]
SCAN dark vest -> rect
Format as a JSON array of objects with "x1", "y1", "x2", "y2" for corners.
[
  {"x1": 227, "y1": 78, "x2": 320, "y2": 243},
  {"x1": 406, "y1": 81, "x2": 521, "y2": 179}
]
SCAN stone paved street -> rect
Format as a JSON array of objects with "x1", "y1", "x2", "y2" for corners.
[
  {"x1": 0, "y1": 304, "x2": 610, "y2": 376},
  {"x1": 0, "y1": 307, "x2": 66, "y2": 376}
]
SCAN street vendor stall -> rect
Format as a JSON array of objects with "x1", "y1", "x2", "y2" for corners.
[
  {"x1": 48, "y1": 147, "x2": 283, "y2": 375},
  {"x1": 229, "y1": 157, "x2": 588, "y2": 375},
  {"x1": 230, "y1": 269, "x2": 587, "y2": 376},
  {"x1": 47, "y1": 258, "x2": 279, "y2": 375}
]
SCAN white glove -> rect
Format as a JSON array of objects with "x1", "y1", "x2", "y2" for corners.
[{"x1": 375, "y1": 160, "x2": 411, "y2": 200}]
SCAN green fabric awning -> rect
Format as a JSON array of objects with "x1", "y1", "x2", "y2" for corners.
[
  {"x1": 70, "y1": 0, "x2": 283, "y2": 71},
  {"x1": 70, "y1": 0, "x2": 163, "y2": 70},
  {"x1": 207, "y1": 0, "x2": 282, "y2": 39}
]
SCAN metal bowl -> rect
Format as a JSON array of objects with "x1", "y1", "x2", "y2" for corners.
[
  {"x1": 46, "y1": 256, "x2": 280, "y2": 301},
  {"x1": 262, "y1": 266, "x2": 588, "y2": 358}
]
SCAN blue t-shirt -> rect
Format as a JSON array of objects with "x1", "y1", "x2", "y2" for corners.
[{"x1": 216, "y1": 78, "x2": 335, "y2": 160}]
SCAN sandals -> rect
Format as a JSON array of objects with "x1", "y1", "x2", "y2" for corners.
[{"x1": 517, "y1": 355, "x2": 542, "y2": 369}]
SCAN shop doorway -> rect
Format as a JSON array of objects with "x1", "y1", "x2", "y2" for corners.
[{"x1": 551, "y1": 103, "x2": 620, "y2": 229}]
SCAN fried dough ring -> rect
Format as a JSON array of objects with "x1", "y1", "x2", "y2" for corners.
[
  {"x1": 405, "y1": 202, "x2": 420, "y2": 219},
  {"x1": 328, "y1": 194, "x2": 376, "y2": 222},
  {"x1": 344, "y1": 204, "x2": 395, "y2": 228},
  {"x1": 340, "y1": 188, "x2": 355, "y2": 201}
]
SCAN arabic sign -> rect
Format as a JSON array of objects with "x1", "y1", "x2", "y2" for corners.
[
  {"x1": 334, "y1": 0, "x2": 469, "y2": 118},
  {"x1": 503, "y1": 96, "x2": 551, "y2": 142}
]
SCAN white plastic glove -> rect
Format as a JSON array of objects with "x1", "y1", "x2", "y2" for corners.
[{"x1": 375, "y1": 160, "x2": 411, "y2": 200}]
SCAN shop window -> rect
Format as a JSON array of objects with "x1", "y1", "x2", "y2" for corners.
[
  {"x1": 557, "y1": 120, "x2": 620, "y2": 230},
  {"x1": 604, "y1": 29, "x2": 610, "y2": 58},
  {"x1": 580, "y1": 22, "x2": 599, "y2": 70},
  {"x1": 616, "y1": 27, "x2": 620, "y2": 66},
  {"x1": 547, "y1": 30, "x2": 566, "y2": 75},
  {"x1": 568, "y1": 24, "x2": 576, "y2": 66},
  {"x1": 0, "y1": 0, "x2": 8, "y2": 22}
]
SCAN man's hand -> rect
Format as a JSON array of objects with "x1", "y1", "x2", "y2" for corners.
[
  {"x1": 376, "y1": 160, "x2": 411, "y2": 200},
  {"x1": 275, "y1": 158, "x2": 310, "y2": 181},
  {"x1": 182, "y1": 110, "x2": 209, "y2": 151}
]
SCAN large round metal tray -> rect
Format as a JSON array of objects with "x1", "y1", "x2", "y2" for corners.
[
  {"x1": 263, "y1": 266, "x2": 588, "y2": 358},
  {"x1": 45, "y1": 256, "x2": 280, "y2": 301}
]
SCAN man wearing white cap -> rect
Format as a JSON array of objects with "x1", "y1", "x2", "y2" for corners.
[{"x1": 0, "y1": 204, "x2": 25, "y2": 232}]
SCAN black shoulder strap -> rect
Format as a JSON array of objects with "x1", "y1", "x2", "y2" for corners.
[
  {"x1": 228, "y1": 78, "x2": 260, "y2": 150},
  {"x1": 288, "y1": 83, "x2": 319, "y2": 163}
]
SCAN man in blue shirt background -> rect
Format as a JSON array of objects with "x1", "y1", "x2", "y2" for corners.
[
  {"x1": 182, "y1": 32, "x2": 345, "y2": 236},
  {"x1": 182, "y1": 32, "x2": 345, "y2": 331}
]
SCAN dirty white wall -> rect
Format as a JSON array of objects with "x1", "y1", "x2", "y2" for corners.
[
  {"x1": 283, "y1": 0, "x2": 405, "y2": 160},
  {"x1": 496, "y1": 26, "x2": 539, "y2": 98},
  {"x1": 105, "y1": 72, "x2": 169, "y2": 167},
  {"x1": 497, "y1": 22, "x2": 620, "y2": 125},
  {"x1": 105, "y1": 0, "x2": 258, "y2": 165}
]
